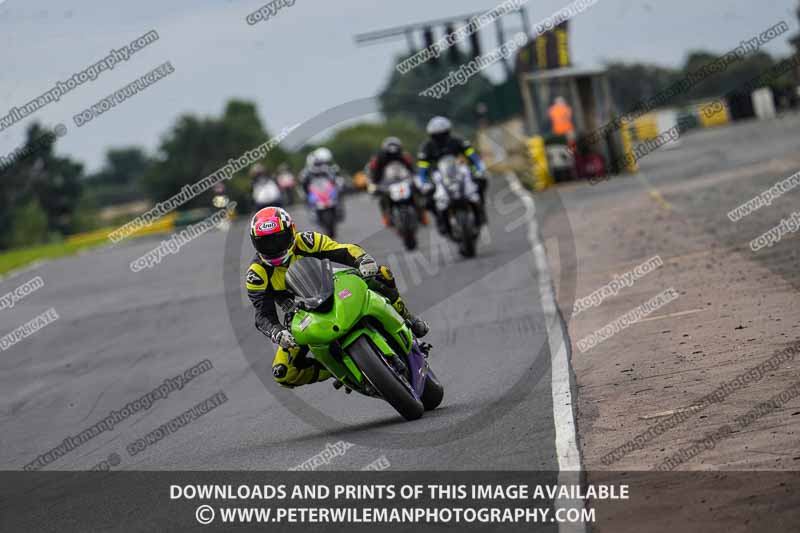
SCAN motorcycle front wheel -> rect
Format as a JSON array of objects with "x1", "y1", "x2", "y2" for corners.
[
  {"x1": 318, "y1": 208, "x2": 337, "y2": 239},
  {"x1": 454, "y1": 208, "x2": 477, "y2": 258},
  {"x1": 348, "y1": 336, "x2": 424, "y2": 421}
]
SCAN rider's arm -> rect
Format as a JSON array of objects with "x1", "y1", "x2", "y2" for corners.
[
  {"x1": 402, "y1": 153, "x2": 415, "y2": 174},
  {"x1": 416, "y1": 145, "x2": 432, "y2": 184},
  {"x1": 300, "y1": 169, "x2": 312, "y2": 194},
  {"x1": 461, "y1": 139, "x2": 485, "y2": 174},
  {"x1": 246, "y1": 263, "x2": 283, "y2": 338},
  {"x1": 367, "y1": 156, "x2": 384, "y2": 184},
  {"x1": 295, "y1": 231, "x2": 366, "y2": 268}
]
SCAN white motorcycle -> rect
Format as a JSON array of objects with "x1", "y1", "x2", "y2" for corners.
[{"x1": 431, "y1": 156, "x2": 482, "y2": 258}]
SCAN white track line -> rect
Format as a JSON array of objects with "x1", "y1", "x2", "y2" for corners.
[{"x1": 505, "y1": 172, "x2": 586, "y2": 533}]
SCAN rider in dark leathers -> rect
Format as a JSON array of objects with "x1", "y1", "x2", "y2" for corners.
[
  {"x1": 416, "y1": 117, "x2": 488, "y2": 233},
  {"x1": 367, "y1": 137, "x2": 426, "y2": 226}
]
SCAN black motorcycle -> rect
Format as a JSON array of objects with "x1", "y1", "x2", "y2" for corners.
[{"x1": 374, "y1": 162, "x2": 420, "y2": 251}]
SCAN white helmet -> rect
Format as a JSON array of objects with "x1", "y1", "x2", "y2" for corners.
[
  {"x1": 426, "y1": 116, "x2": 452, "y2": 136},
  {"x1": 312, "y1": 147, "x2": 333, "y2": 166}
]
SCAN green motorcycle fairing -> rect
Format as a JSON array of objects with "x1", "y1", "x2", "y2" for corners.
[{"x1": 290, "y1": 269, "x2": 413, "y2": 390}]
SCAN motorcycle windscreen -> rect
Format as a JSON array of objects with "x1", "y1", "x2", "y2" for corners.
[{"x1": 285, "y1": 257, "x2": 335, "y2": 310}]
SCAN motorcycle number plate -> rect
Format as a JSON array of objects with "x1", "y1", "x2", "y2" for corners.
[{"x1": 389, "y1": 182, "x2": 410, "y2": 201}]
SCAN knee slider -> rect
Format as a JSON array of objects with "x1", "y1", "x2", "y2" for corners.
[{"x1": 273, "y1": 364, "x2": 288, "y2": 380}]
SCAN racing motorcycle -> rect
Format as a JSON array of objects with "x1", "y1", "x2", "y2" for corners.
[
  {"x1": 306, "y1": 173, "x2": 342, "y2": 239},
  {"x1": 276, "y1": 169, "x2": 298, "y2": 205},
  {"x1": 285, "y1": 257, "x2": 444, "y2": 421},
  {"x1": 253, "y1": 176, "x2": 283, "y2": 210},
  {"x1": 431, "y1": 155, "x2": 481, "y2": 258},
  {"x1": 374, "y1": 162, "x2": 420, "y2": 251},
  {"x1": 211, "y1": 183, "x2": 232, "y2": 232}
]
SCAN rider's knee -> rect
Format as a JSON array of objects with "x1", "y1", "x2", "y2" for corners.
[
  {"x1": 272, "y1": 364, "x2": 295, "y2": 387},
  {"x1": 272, "y1": 347, "x2": 296, "y2": 386}
]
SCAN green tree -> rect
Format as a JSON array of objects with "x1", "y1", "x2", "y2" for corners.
[
  {"x1": 142, "y1": 99, "x2": 288, "y2": 211},
  {"x1": 89, "y1": 147, "x2": 152, "y2": 186},
  {"x1": 8, "y1": 198, "x2": 49, "y2": 247},
  {"x1": 323, "y1": 118, "x2": 426, "y2": 175},
  {"x1": 0, "y1": 122, "x2": 83, "y2": 248},
  {"x1": 606, "y1": 50, "x2": 794, "y2": 113}
]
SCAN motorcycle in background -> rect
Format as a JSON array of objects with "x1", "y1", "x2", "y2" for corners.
[
  {"x1": 252, "y1": 176, "x2": 283, "y2": 210},
  {"x1": 374, "y1": 162, "x2": 420, "y2": 251},
  {"x1": 307, "y1": 173, "x2": 342, "y2": 238},
  {"x1": 276, "y1": 167, "x2": 298, "y2": 205},
  {"x1": 431, "y1": 155, "x2": 481, "y2": 258},
  {"x1": 211, "y1": 183, "x2": 232, "y2": 232}
]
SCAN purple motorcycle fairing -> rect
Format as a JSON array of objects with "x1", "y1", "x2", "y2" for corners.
[{"x1": 406, "y1": 339, "x2": 429, "y2": 399}]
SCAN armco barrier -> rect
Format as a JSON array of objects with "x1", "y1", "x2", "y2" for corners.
[{"x1": 66, "y1": 212, "x2": 178, "y2": 246}]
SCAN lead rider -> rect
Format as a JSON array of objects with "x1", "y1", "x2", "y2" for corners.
[{"x1": 245, "y1": 206, "x2": 429, "y2": 388}]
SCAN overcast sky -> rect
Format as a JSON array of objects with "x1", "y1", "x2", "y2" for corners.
[{"x1": 1, "y1": 0, "x2": 797, "y2": 172}]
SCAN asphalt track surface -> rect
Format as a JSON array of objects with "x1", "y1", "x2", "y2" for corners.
[{"x1": 0, "y1": 181, "x2": 570, "y2": 474}]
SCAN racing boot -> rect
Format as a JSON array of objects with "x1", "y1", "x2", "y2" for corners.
[
  {"x1": 392, "y1": 297, "x2": 430, "y2": 338},
  {"x1": 332, "y1": 380, "x2": 352, "y2": 394}
]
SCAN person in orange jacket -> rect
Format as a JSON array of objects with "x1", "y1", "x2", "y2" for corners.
[{"x1": 548, "y1": 96, "x2": 575, "y2": 137}]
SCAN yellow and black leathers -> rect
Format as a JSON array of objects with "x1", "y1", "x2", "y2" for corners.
[{"x1": 245, "y1": 230, "x2": 409, "y2": 388}]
